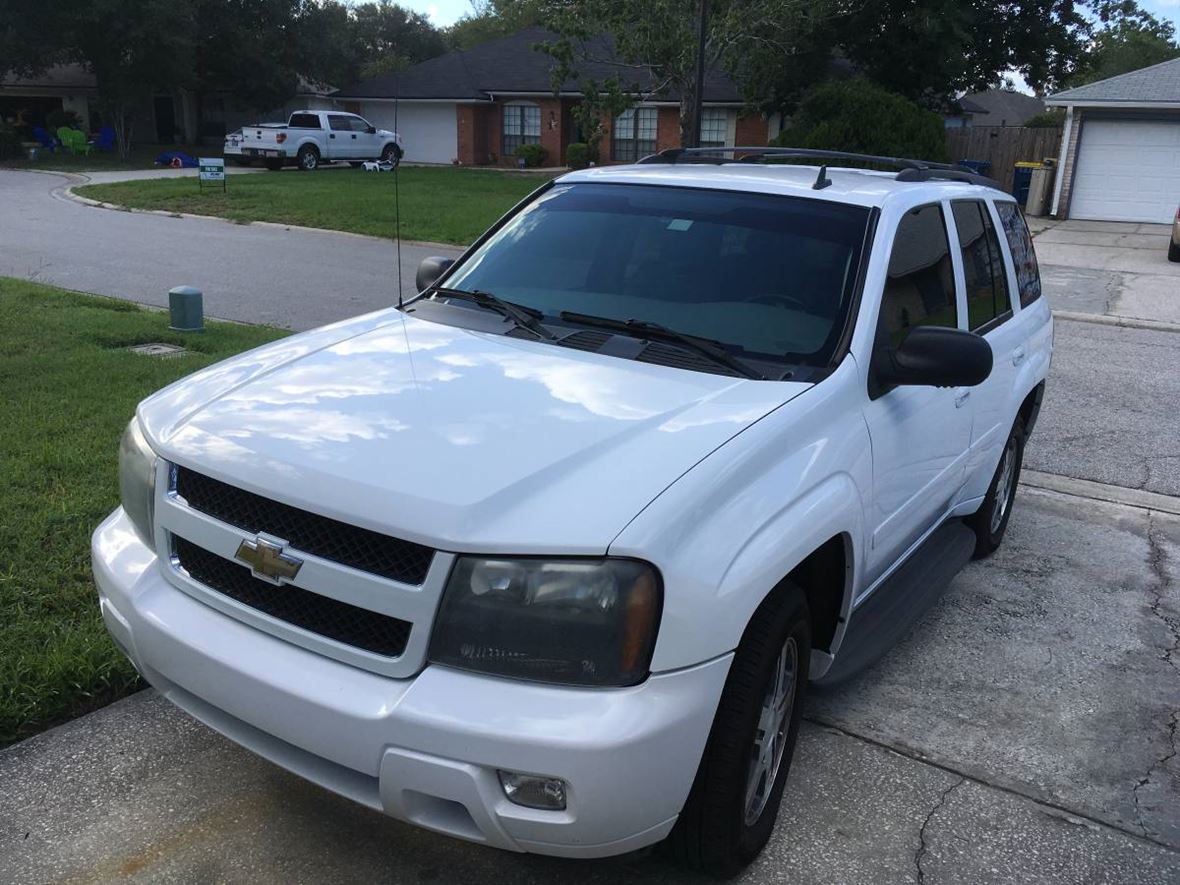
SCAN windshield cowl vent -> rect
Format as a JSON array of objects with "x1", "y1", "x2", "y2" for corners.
[{"x1": 637, "y1": 342, "x2": 743, "y2": 377}]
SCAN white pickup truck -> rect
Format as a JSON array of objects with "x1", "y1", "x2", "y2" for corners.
[
  {"x1": 229, "y1": 109, "x2": 402, "y2": 171},
  {"x1": 95, "y1": 148, "x2": 1051, "y2": 876}
]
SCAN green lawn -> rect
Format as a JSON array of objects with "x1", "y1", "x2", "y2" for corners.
[
  {"x1": 2, "y1": 143, "x2": 210, "y2": 172},
  {"x1": 76, "y1": 166, "x2": 555, "y2": 246},
  {"x1": 0, "y1": 278, "x2": 287, "y2": 745}
]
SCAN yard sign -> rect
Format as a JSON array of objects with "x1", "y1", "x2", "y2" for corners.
[{"x1": 198, "y1": 157, "x2": 226, "y2": 193}]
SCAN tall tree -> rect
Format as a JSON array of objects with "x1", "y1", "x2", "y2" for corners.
[
  {"x1": 194, "y1": 0, "x2": 303, "y2": 117},
  {"x1": 350, "y1": 0, "x2": 447, "y2": 78},
  {"x1": 1068, "y1": 0, "x2": 1179, "y2": 86},
  {"x1": 447, "y1": 0, "x2": 544, "y2": 50}
]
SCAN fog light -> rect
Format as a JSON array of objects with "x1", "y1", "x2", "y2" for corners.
[{"x1": 497, "y1": 770, "x2": 567, "y2": 810}]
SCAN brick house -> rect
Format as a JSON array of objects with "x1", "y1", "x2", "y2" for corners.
[
  {"x1": 1046, "y1": 56, "x2": 1180, "y2": 224},
  {"x1": 333, "y1": 27, "x2": 768, "y2": 167}
]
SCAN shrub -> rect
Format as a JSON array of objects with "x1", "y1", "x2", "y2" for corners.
[
  {"x1": 515, "y1": 143, "x2": 548, "y2": 168},
  {"x1": 566, "y1": 142, "x2": 592, "y2": 169},
  {"x1": 45, "y1": 108, "x2": 82, "y2": 132},
  {"x1": 773, "y1": 78, "x2": 948, "y2": 164},
  {"x1": 0, "y1": 120, "x2": 22, "y2": 160},
  {"x1": 1023, "y1": 109, "x2": 1066, "y2": 129}
]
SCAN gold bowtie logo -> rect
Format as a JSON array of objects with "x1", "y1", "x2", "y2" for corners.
[{"x1": 235, "y1": 534, "x2": 303, "y2": 585}]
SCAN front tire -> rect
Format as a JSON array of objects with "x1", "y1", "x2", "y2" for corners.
[
  {"x1": 381, "y1": 143, "x2": 402, "y2": 167},
  {"x1": 1169, "y1": 240, "x2": 1180, "y2": 263},
  {"x1": 666, "y1": 583, "x2": 810, "y2": 877},
  {"x1": 966, "y1": 420, "x2": 1025, "y2": 558},
  {"x1": 297, "y1": 145, "x2": 320, "y2": 171}
]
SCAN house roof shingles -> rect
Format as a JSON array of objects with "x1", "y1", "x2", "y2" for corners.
[
  {"x1": 336, "y1": 27, "x2": 743, "y2": 103},
  {"x1": 1047, "y1": 55, "x2": 1180, "y2": 105},
  {"x1": 958, "y1": 88, "x2": 1045, "y2": 125}
]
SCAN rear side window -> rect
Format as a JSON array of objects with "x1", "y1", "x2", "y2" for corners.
[
  {"x1": 878, "y1": 204, "x2": 957, "y2": 347},
  {"x1": 995, "y1": 202, "x2": 1041, "y2": 307},
  {"x1": 952, "y1": 200, "x2": 1011, "y2": 331},
  {"x1": 288, "y1": 113, "x2": 320, "y2": 129}
]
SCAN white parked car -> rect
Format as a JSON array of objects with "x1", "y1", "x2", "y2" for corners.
[
  {"x1": 234, "y1": 109, "x2": 402, "y2": 171},
  {"x1": 94, "y1": 148, "x2": 1051, "y2": 875}
]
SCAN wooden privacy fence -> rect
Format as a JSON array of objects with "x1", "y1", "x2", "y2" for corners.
[{"x1": 945, "y1": 126, "x2": 1062, "y2": 194}]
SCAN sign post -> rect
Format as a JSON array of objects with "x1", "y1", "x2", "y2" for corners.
[{"x1": 198, "y1": 157, "x2": 226, "y2": 193}]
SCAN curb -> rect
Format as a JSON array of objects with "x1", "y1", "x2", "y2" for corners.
[
  {"x1": 61, "y1": 181, "x2": 465, "y2": 252},
  {"x1": 1052, "y1": 310, "x2": 1180, "y2": 334},
  {"x1": 1021, "y1": 469, "x2": 1180, "y2": 517}
]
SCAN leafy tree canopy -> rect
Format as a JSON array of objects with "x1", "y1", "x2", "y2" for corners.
[{"x1": 1066, "y1": 0, "x2": 1180, "y2": 87}]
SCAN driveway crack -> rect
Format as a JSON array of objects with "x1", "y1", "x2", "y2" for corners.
[{"x1": 914, "y1": 777, "x2": 965, "y2": 883}]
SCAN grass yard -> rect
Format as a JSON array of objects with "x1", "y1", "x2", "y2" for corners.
[
  {"x1": 0, "y1": 278, "x2": 287, "y2": 745},
  {"x1": 76, "y1": 166, "x2": 556, "y2": 246}
]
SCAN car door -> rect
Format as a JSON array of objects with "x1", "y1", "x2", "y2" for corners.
[
  {"x1": 947, "y1": 199, "x2": 1022, "y2": 498},
  {"x1": 325, "y1": 114, "x2": 354, "y2": 160},
  {"x1": 348, "y1": 115, "x2": 381, "y2": 158},
  {"x1": 860, "y1": 203, "x2": 974, "y2": 592}
]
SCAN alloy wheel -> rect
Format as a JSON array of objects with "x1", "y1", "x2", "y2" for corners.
[{"x1": 744, "y1": 636, "x2": 797, "y2": 826}]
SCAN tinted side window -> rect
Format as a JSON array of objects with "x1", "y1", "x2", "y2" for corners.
[
  {"x1": 288, "y1": 113, "x2": 320, "y2": 129},
  {"x1": 878, "y1": 204, "x2": 957, "y2": 347},
  {"x1": 952, "y1": 200, "x2": 1011, "y2": 331},
  {"x1": 995, "y1": 201, "x2": 1041, "y2": 307},
  {"x1": 348, "y1": 117, "x2": 371, "y2": 132},
  {"x1": 327, "y1": 115, "x2": 352, "y2": 132}
]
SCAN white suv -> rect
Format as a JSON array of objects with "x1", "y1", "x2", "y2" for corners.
[{"x1": 93, "y1": 149, "x2": 1051, "y2": 875}]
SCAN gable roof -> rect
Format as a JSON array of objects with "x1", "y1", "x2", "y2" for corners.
[
  {"x1": 1047, "y1": 55, "x2": 1180, "y2": 105},
  {"x1": 336, "y1": 27, "x2": 743, "y2": 103},
  {"x1": 957, "y1": 88, "x2": 1044, "y2": 125}
]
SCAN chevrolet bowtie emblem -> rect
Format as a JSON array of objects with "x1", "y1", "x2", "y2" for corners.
[{"x1": 235, "y1": 534, "x2": 303, "y2": 585}]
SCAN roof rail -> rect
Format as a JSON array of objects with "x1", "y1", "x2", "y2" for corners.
[{"x1": 636, "y1": 146, "x2": 999, "y2": 187}]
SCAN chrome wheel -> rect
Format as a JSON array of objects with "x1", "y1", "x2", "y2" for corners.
[
  {"x1": 300, "y1": 149, "x2": 318, "y2": 170},
  {"x1": 990, "y1": 436, "x2": 1018, "y2": 533},
  {"x1": 744, "y1": 636, "x2": 797, "y2": 825}
]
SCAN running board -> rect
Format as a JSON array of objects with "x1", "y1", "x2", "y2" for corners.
[{"x1": 815, "y1": 520, "x2": 975, "y2": 687}]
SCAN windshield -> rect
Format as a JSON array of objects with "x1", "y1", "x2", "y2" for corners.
[{"x1": 443, "y1": 182, "x2": 871, "y2": 366}]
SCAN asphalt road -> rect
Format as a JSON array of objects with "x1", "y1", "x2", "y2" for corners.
[
  {"x1": 2, "y1": 487, "x2": 1177, "y2": 883},
  {"x1": 0, "y1": 169, "x2": 463, "y2": 329}
]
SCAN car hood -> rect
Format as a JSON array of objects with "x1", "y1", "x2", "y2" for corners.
[{"x1": 140, "y1": 311, "x2": 810, "y2": 553}]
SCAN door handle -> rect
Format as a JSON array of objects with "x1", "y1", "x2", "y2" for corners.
[
  {"x1": 329, "y1": 134, "x2": 335, "y2": 139},
  {"x1": 954, "y1": 390, "x2": 971, "y2": 408},
  {"x1": 1012, "y1": 348, "x2": 1026, "y2": 367}
]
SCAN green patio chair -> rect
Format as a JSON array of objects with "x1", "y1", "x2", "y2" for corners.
[{"x1": 57, "y1": 127, "x2": 91, "y2": 156}]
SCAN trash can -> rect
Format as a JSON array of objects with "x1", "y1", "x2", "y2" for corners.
[
  {"x1": 168, "y1": 286, "x2": 204, "y2": 332},
  {"x1": 1012, "y1": 161, "x2": 1040, "y2": 206},
  {"x1": 1026, "y1": 165, "x2": 1053, "y2": 217},
  {"x1": 958, "y1": 159, "x2": 992, "y2": 177}
]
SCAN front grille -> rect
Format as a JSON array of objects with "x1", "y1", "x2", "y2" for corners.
[
  {"x1": 175, "y1": 467, "x2": 433, "y2": 585},
  {"x1": 174, "y1": 537, "x2": 412, "y2": 657}
]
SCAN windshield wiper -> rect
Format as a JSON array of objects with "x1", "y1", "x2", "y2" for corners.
[
  {"x1": 432, "y1": 287, "x2": 558, "y2": 341},
  {"x1": 558, "y1": 311, "x2": 764, "y2": 380}
]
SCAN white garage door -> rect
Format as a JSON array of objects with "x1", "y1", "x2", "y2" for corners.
[
  {"x1": 1070, "y1": 119, "x2": 1180, "y2": 223},
  {"x1": 360, "y1": 102, "x2": 457, "y2": 165}
]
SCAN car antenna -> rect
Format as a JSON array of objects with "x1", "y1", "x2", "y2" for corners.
[
  {"x1": 394, "y1": 72, "x2": 404, "y2": 309},
  {"x1": 812, "y1": 164, "x2": 832, "y2": 190}
]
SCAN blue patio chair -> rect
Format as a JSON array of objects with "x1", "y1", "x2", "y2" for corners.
[
  {"x1": 32, "y1": 127, "x2": 57, "y2": 153},
  {"x1": 91, "y1": 126, "x2": 116, "y2": 152}
]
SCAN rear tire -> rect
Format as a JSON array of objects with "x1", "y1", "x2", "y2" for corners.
[
  {"x1": 666, "y1": 582, "x2": 810, "y2": 877},
  {"x1": 297, "y1": 145, "x2": 319, "y2": 171},
  {"x1": 966, "y1": 420, "x2": 1025, "y2": 558},
  {"x1": 1169, "y1": 241, "x2": 1180, "y2": 263}
]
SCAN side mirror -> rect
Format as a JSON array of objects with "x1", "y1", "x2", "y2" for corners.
[
  {"x1": 366, "y1": 125, "x2": 377, "y2": 134},
  {"x1": 874, "y1": 326, "x2": 992, "y2": 390},
  {"x1": 416, "y1": 256, "x2": 455, "y2": 293}
]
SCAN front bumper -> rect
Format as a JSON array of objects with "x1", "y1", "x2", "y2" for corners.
[{"x1": 93, "y1": 508, "x2": 730, "y2": 858}]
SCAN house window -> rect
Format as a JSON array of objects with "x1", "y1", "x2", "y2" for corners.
[
  {"x1": 612, "y1": 107, "x2": 657, "y2": 162},
  {"x1": 700, "y1": 108, "x2": 729, "y2": 148},
  {"x1": 503, "y1": 104, "x2": 540, "y2": 156}
]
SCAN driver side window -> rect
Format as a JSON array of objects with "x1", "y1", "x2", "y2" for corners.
[{"x1": 877, "y1": 204, "x2": 958, "y2": 348}]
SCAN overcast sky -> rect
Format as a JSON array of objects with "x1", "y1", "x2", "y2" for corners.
[{"x1": 407, "y1": 0, "x2": 1180, "y2": 30}]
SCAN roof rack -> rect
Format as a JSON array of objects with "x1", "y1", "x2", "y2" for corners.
[{"x1": 636, "y1": 147, "x2": 1001, "y2": 188}]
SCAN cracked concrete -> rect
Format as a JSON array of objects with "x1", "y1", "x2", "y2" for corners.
[{"x1": 914, "y1": 778, "x2": 964, "y2": 883}]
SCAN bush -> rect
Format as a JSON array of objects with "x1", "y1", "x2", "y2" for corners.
[
  {"x1": 773, "y1": 78, "x2": 948, "y2": 164},
  {"x1": 0, "y1": 120, "x2": 22, "y2": 160},
  {"x1": 1023, "y1": 109, "x2": 1065, "y2": 129},
  {"x1": 566, "y1": 142, "x2": 592, "y2": 169},
  {"x1": 45, "y1": 108, "x2": 82, "y2": 132},
  {"x1": 515, "y1": 143, "x2": 548, "y2": 168}
]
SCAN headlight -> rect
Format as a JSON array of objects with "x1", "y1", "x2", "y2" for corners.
[
  {"x1": 428, "y1": 557, "x2": 661, "y2": 687},
  {"x1": 118, "y1": 418, "x2": 158, "y2": 548}
]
